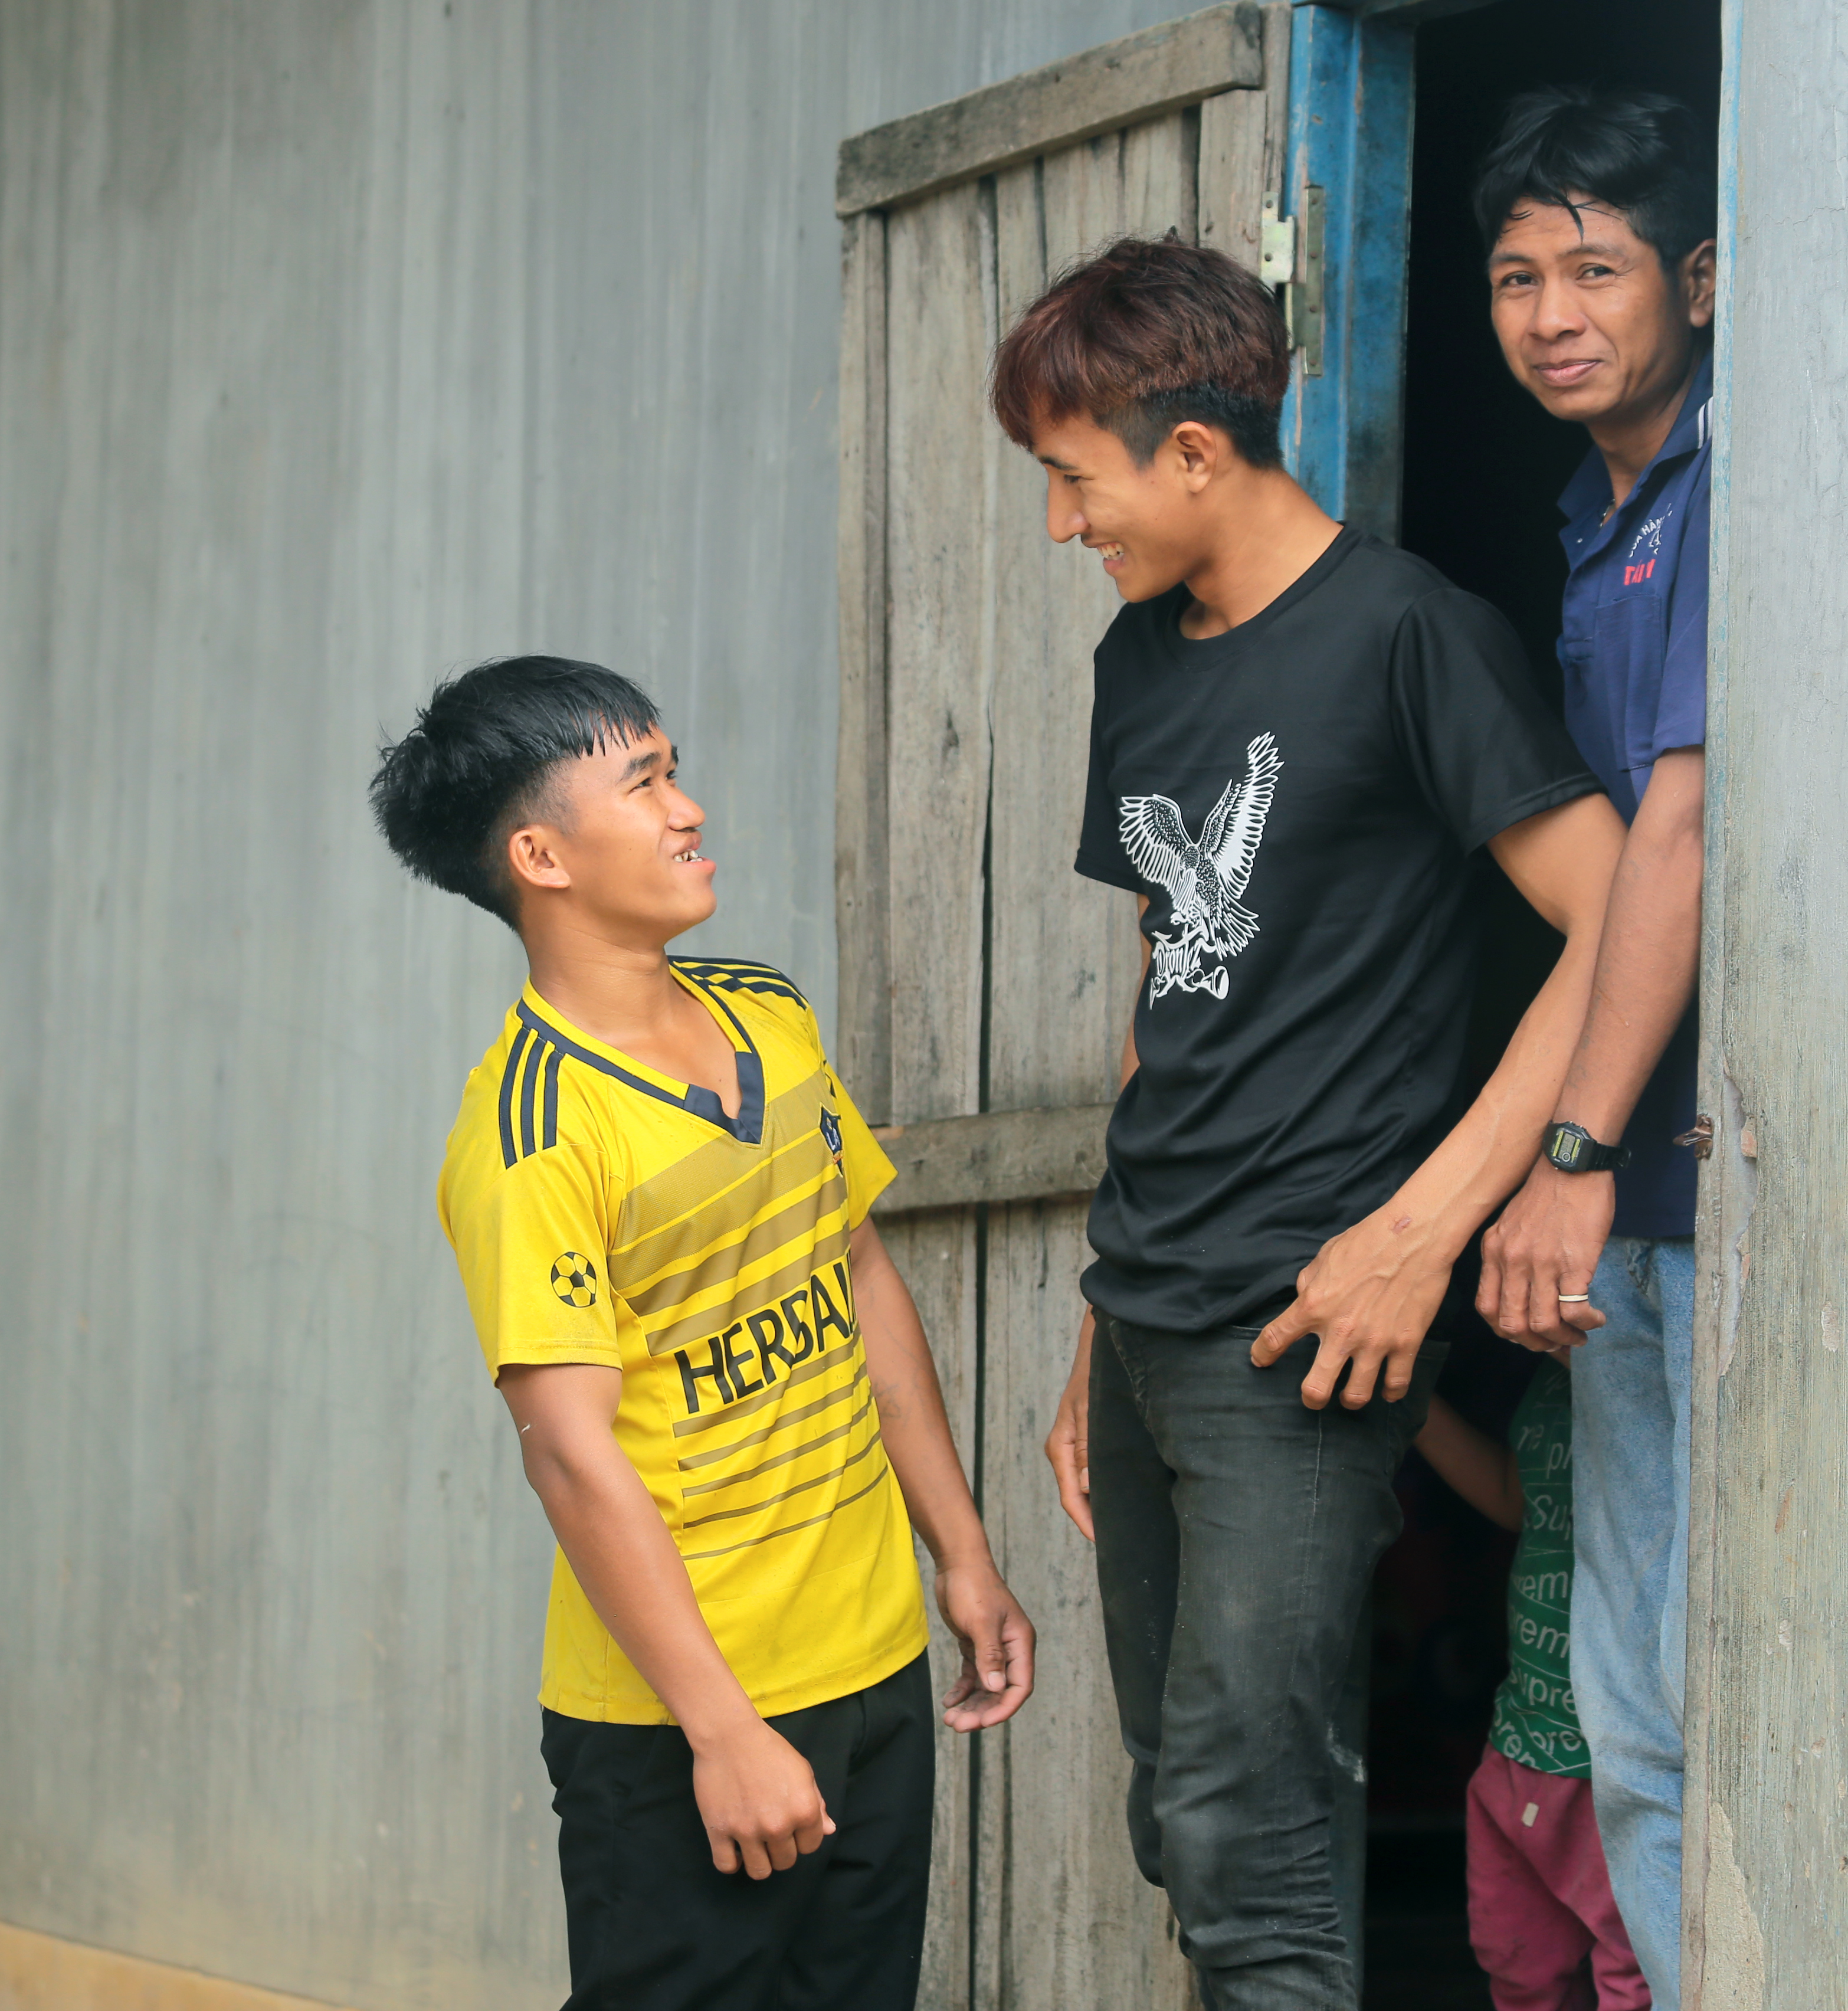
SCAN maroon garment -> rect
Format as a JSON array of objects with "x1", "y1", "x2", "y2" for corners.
[{"x1": 1466, "y1": 1746, "x2": 1651, "y2": 2010}]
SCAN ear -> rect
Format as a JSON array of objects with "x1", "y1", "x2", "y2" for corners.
[
  {"x1": 507, "y1": 823, "x2": 572, "y2": 896},
  {"x1": 1682, "y1": 237, "x2": 1718, "y2": 330},
  {"x1": 1167, "y1": 420, "x2": 1223, "y2": 492}
]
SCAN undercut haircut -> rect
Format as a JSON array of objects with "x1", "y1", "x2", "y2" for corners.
[
  {"x1": 1472, "y1": 86, "x2": 1717, "y2": 272},
  {"x1": 370, "y1": 654, "x2": 660, "y2": 929},
  {"x1": 989, "y1": 235, "x2": 1290, "y2": 470}
]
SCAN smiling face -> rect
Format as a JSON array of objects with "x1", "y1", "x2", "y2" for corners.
[
  {"x1": 1031, "y1": 409, "x2": 1228, "y2": 602},
  {"x1": 1488, "y1": 194, "x2": 1715, "y2": 429},
  {"x1": 506, "y1": 725, "x2": 717, "y2": 947}
]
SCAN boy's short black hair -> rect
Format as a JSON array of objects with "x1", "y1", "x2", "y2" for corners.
[
  {"x1": 1472, "y1": 86, "x2": 1717, "y2": 271},
  {"x1": 371, "y1": 655, "x2": 660, "y2": 929}
]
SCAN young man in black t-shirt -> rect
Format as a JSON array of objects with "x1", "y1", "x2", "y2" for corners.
[{"x1": 988, "y1": 238, "x2": 1627, "y2": 2008}]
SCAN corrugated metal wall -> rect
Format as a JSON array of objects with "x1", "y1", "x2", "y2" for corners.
[{"x1": 0, "y1": 4, "x2": 1191, "y2": 2005}]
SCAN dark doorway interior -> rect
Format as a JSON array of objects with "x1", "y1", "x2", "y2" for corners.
[{"x1": 1364, "y1": 2, "x2": 1721, "y2": 2005}]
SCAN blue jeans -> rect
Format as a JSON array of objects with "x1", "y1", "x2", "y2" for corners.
[
  {"x1": 1568, "y1": 1236, "x2": 1694, "y2": 2010},
  {"x1": 1089, "y1": 1314, "x2": 1445, "y2": 2009}
]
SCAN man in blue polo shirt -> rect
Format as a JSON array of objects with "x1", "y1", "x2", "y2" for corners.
[{"x1": 1469, "y1": 87, "x2": 1717, "y2": 2010}]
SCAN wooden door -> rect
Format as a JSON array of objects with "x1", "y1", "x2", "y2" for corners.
[{"x1": 834, "y1": 9, "x2": 1289, "y2": 2004}]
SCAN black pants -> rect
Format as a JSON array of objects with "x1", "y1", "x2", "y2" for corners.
[
  {"x1": 1090, "y1": 1314, "x2": 1446, "y2": 2010},
  {"x1": 540, "y1": 1652, "x2": 933, "y2": 2011}
]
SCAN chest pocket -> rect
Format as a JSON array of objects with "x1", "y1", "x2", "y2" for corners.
[{"x1": 1591, "y1": 591, "x2": 1669, "y2": 779}]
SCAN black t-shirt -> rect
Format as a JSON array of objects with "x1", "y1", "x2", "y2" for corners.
[{"x1": 1076, "y1": 527, "x2": 1600, "y2": 1332}]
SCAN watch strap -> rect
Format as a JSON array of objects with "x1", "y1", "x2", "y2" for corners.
[{"x1": 1545, "y1": 1121, "x2": 1631, "y2": 1174}]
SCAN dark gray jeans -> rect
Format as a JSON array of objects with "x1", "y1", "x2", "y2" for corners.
[{"x1": 1090, "y1": 1312, "x2": 1446, "y2": 2010}]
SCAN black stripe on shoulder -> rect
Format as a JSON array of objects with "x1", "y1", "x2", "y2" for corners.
[
  {"x1": 499, "y1": 1026, "x2": 567, "y2": 1167},
  {"x1": 542, "y1": 1040, "x2": 563, "y2": 1150},
  {"x1": 497, "y1": 1024, "x2": 532, "y2": 1168},
  {"x1": 675, "y1": 958, "x2": 810, "y2": 1008},
  {"x1": 519, "y1": 1028, "x2": 546, "y2": 1160}
]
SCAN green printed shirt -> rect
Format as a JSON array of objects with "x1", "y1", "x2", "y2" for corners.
[{"x1": 1486, "y1": 1358, "x2": 1590, "y2": 1779}]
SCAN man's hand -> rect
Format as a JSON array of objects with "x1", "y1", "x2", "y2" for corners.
[
  {"x1": 1478, "y1": 1160, "x2": 1613, "y2": 1352},
  {"x1": 935, "y1": 1560, "x2": 1036, "y2": 1731},
  {"x1": 690, "y1": 1714, "x2": 835, "y2": 1879},
  {"x1": 1044, "y1": 1315, "x2": 1095, "y2": 1539},
  {"x1": 1250, "y1": 1207, "x2": 1454, "y2": 1409}
]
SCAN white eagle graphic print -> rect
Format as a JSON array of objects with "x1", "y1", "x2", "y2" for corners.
[{"x1": 1118, "y1": 732, "x2": 1283, "y2": 1002}]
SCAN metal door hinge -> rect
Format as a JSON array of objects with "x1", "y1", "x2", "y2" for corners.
[
  {"x1": 1674, "y1": 1113, "x2": 1715, "y2": 1160},
  {"x1": 1260, "y1": 192, "x2": 1295, "y2": 286},
  {"x1": 1262, "y1": 188, "x2": 1325, "y2": 377}
]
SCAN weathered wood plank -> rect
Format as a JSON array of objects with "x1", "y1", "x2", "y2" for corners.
[
  {"x1": 1260, "y1": 1, "x2": 1292, "y2": 200},
  {"x1": 879, "y1": 1208, "x2": 980, "y2": 2011},
  {"x1": 983, "y1": 125, "x2": 1168, "y2": 1116},
  {"x1": 1199, "y1": 5, "x2": 1287, "y2": 276},
  {"x1": 1197, "y1": 77, "x2": 1267, "y2": 270},
  {"x1": 1121, "y1": 105, "x2": 1200, "y2": 248},
  {"x1": 987, "y1": 152, "x2": 1134, "y2": 1114},
  {"x1": 834, "y1": 210, "x2": 892, "y2": 1119},
  {"x1": 1041, "y1": 125, "x2": 1128, "y2": 271},
  {"x1": 836, "y1": 4, "x2": 1263, "y2": 217},
  {"x1": 1686, "y1": 5, "x2": 1848, "y2": 2002},
  {"x1": 972, "y1": 108, "x2": 1244, "y2": 2010},
  {"x1": 883, "y1": 184, "x2": 996, "y2": 1124},
  {"x1": 978, "y1": 1203, "x2": 1197, "y2": 2011},
  {"x1": 871, "y1": 1103, "x2": 1114, "y2": 1216},
  {"x1": 990, "y1": 120, "x2": 1133, "y2": 1094}
]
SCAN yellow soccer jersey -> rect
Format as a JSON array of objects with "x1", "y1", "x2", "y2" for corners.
[{"x1": 438, "y1": 958, "x2": 928, "y2": 1723}]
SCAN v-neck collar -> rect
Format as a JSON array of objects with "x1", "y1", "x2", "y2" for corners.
[
  {"x1": 1557, "y1": 351, "x2": 1715, "y2": 539},
  {"x1": 516, "y1": 971, "x2": 767, "y2": 1145}
]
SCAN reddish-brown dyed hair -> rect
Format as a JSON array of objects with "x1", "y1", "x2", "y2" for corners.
[{"x1": 989, "y1": 235, "x2": 1290, "y2": 467}]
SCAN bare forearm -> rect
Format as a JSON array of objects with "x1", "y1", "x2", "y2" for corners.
[
  {"x1": 1387, "y1": 794, "x2": 1627, "y2": 1257},
  {"x1": 1120, "y1": 897, "x2": 1151, "y2": 1087},
  {"x1": 528, "y1": 1442, "x2": 755, "y2": 1741},
  {"x1": 1475, "y1": 755, "x2": 1703, "y2": 1352},
  {"x1": 502, "y1": 1361, "x2": 833, "y2": 1874},
  {"x1": 1396, "y1": 922, "x2": 1604, "y2": 1260},
  {"x1": 1556, "y1": 758, "x2": 1703, "y2": 1138},
  {"x1": 1414, "y1": 1398, "x2": 1522, "y2": 1531},
  {"x1": 850, "y1": 1221, "x2": 992, "y2": 1570}
]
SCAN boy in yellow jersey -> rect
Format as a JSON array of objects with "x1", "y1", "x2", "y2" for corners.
[{"x1": 370, "y1": 656, "x2": 1034, "y2": 2011}]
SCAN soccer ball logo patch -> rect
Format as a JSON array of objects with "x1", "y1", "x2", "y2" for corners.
[{"x1": 550, "y1": 1252, "x2": 598, "y2": 1308}]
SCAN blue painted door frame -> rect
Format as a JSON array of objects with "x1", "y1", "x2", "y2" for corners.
[
  {"x1": 1282, "y1": 5, "x2": 1416, "y2": 536},
  {"x1": 1280, "y1": 0, "x2": 1500, "y2": 538}
]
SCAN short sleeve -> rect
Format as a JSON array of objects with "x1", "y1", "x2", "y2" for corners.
[
  {"x1": 1390, "y1": 589, "x2": 1602, "y2": 854},
  {"x1": 1653, "y1": 455, "x2": 1710, "y2": 758},
  {"x1": 788, "y1": 989, "x2": 896, "y2": 1226},
  {"x1": 1074, "y1": 650, "x2": 1141, "y2": 891},
  {"x1": 447, "y1": 1141, "x2": 627, "y2": 1380},
  {"x1": 830, "y1": 1072, "x2": 896, "y2": 1226}
]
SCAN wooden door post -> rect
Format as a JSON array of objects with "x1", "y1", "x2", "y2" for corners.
[{"x1": 1684, "y1": 2, "x2": 1848, "y2": 2002}]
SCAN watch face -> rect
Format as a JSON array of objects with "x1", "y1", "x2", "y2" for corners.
[
  {"x1": 1546, "y1": 1122, "x2": 1626, "y2": 1173},
  {"x1": 1548, "y1": 1124, "x2": 1589, "y2": 1170}
]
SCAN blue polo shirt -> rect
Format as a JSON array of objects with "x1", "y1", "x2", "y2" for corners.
[{"x1": 1556, "y1": 352, "x2": 1711, "y2": 1239}]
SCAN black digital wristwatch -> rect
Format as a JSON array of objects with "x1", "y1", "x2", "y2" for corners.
[{"x1": 1543, "y1": 1121, "x2": 1631, "y2": 1174}]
